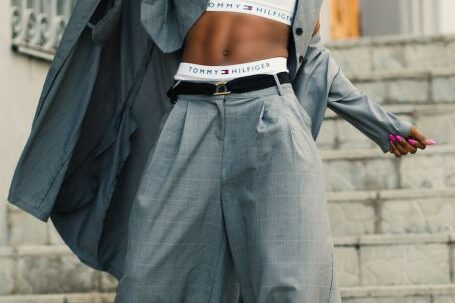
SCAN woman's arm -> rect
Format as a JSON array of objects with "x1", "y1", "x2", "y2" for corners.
[
  {"x1": 305, "y1": 24, "x2": 429, "y2": 156},
  {"x1": 313, "y1": 17, "x2": 321, "y2": 36}
]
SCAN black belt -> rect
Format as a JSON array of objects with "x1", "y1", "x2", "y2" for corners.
[{"x1": 166, "y1": 71, "x2": 291, "y2": 104}]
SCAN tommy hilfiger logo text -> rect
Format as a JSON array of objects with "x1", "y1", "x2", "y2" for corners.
[
  {"x1": 206, "y1": 1, "x2": 294, "y2": 25},
  {"x1": 187, "y1": 62, "x2": 272, "y2": 76}
]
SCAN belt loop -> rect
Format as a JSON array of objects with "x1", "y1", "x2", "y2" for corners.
[
  {"x1": 167, "y1": 80, "x2": 182, "y2": 104},
  {"x1": 273, "y1": 73, "x2": 284, "y2": 96},
  {"x1": 172, "y1": 80, "x2": 182, "y2": 89}
]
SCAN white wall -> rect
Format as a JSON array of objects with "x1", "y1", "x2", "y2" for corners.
[
  {"x1": 439, "y1": 0, "x2": 455, "y2": 34},
  {"x1": 0, "y1": 1, "x2": 49, "y2": 245},
  {"x1": 320, "y1": 0, "x2": 331, "y2": 42},
  {"x1": 323, "y1": 0, "x2": 455, "y2": 39}
]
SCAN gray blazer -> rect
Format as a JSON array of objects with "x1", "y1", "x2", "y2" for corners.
[{"x1": 7, "y1": 0, "x2": 412, "y2": 280}]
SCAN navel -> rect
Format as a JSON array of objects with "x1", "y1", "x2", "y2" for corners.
[{"x1": 222, "y1": 49, "x2": 230, "y2": 57}]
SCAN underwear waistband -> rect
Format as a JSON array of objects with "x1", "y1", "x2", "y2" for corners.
[
  {"x1": 206, "y1": 0, "x2": 295, "y2": 25},
  {"x1": 174, "y1": 57, "x2": 289, "y2": 82}
]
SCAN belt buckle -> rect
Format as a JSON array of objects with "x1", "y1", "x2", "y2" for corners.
[{"x1": 213, "y1": 81, "x2": 231, "y2": 95}]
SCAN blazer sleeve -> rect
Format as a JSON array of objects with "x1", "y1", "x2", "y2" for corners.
[
  {"x1": 307, "y1": 32, "x2": 414, "y2": 154},
  {"x1": 87, "y1": 0, "x2": 122, "y2": 45}
]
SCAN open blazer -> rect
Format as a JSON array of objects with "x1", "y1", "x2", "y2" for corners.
[{"x1": 7, "y1": 0, "x2": 413, "y2": 280}]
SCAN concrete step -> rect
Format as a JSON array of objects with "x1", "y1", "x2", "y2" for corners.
[
  {"x1": 0, "y1": 246, "x2": 117, "y2": 296},
  {"x1": 0, "y1": 293, "x2": 115, "y2": 303},
  {"x1": 1, "y1": 233, "x2": 454, "y2": 294},
  {"x1": 340, "y1": 284, "x2": 455, "y2": 303},
  {"x1": 7, "y1": 188, "x2": 455, "y2": 244},
  {"x1": 318, "y1": 103, "x2": 455, "y2": 151},
  {"x1": 4, "y1": 145, "x2": 455, "y2": 247},
  {"x1": 320, "y1": 143, "x2": 455, "y2": 192},
  {"x1": 1, "y1": 285, "x2": 455, "y2": 303},
  {"x1": 326, "y1": 33, "x2": 455, "y2": 75},
  {"x1": 327, "y1": 188, "x2": 455, "y2": 237},
  {"x1": 334, "y1": 232, "x2": 455, "y2": 287},
  {"x1": 346, "y1": 69, "x2": 455, "y2": 105}
]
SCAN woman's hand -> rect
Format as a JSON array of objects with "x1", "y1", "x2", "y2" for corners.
[{"x1": 388, "y1": 126, "x2": 435, "y2": 157}]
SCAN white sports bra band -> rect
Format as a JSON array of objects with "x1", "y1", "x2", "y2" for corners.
[
  {"x1": 174, "y1": 57, "x2": 289, "y2": 82},
  {"x1": 206, "y1": 0, "x2": 297, "y2": 26}
]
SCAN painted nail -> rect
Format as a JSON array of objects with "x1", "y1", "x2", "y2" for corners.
[
  {"x1": 425, "y1": 139, "x2": 437, "y2": 145},
  {"x1": 389, "y1": 134, "x2": 396, "y2": 141},
  {"x1": 396, "y1": 135, "x2": 403, "y2": 142},
  {"x1": 389, "y1": 139, "x2": 394, "y2": 146},
  {"x1": 407, "y1": 139, "x2": 417, "y2": 146}
]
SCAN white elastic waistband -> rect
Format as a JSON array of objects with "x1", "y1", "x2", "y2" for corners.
[
  {"x1": 174, "y1": 57, "x2": 289, "y2": 82},
  {"x1": 206, "y1": 0, "x2": 294, "y2": 25}
]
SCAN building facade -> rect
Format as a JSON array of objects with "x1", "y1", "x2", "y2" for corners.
[
  {"x1": 11, "y1": 0, "x2": 77, "y2": 60},
  {"x1": 321, "y1": 0, "x2": 455, "y2": 41}
]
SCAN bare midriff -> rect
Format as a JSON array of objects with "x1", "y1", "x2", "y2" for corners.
[{"x1": 181, "y1": 12, "x2": 320, "y2": 66}]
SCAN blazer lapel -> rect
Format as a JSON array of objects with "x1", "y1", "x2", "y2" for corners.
[{"x1": 290, "y1": 0, "x2": 324, "y2": 77}]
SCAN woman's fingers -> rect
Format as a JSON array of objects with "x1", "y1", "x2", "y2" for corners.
[
  {"x1": 408, "y1": 126, "x2": 428, "y2": 149},
  {"x1": 387, "y1": 126, "x2": 434, "y2": 157},
  {"x1": 389, "y1": 140, "x2": 402, "y2": 157},
  {"x1": 395, "y1": 135, "x2": 417, "y2": 154},
  {"x1": 394, "y1": 141, "x2": 408, "y2": 155},
  {"x1": 407, "y1": 138, "x2": 426, "y2": 149},
  {"x1": 389, "y1": 134, "x2": 410, "y2": 156}
]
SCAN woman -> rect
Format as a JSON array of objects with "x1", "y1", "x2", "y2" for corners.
[
  {"x1": 112, "y1": 1, "x2": 432, "y2": 302},
  {"x1": 6, "y1": 0, "x2": 435, "y2": 302}
]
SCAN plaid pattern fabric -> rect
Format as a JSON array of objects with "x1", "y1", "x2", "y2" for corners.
[{"x1": 113, "y1": 82, "x2": 341, "y2": 302}]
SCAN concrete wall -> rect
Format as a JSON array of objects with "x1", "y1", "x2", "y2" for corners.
[
  {"x1": 0, "y1": 1, "x2": 50, "y2": 245},
  {"x1": 360, "y1": 0, "x2": 455, "y2": 37},
  {"x1": 359, "y1": 0, "x2": 402, "y2": 36},
  {"x1": 439, "y1": 0, "x2": 455, "y2": 34},
  {"x1": 319, "y1": 0, "x2": 331, "y2": 43}
]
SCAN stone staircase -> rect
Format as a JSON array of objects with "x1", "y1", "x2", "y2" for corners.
[
  {"x1": 0, "y1": 221, "x2": 118, "y2": 302},
  {"x1": 321, "y1": 33, "x2": 455, "y2": 303},
  {"x1": 326, "y1": 33, "x2": 455, "y2": 75},
  {"x1": 2, "y1": 33, "x2": 455, "y2": 302}
]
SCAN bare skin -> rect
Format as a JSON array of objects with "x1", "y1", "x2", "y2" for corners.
[
  {"x1": 181, "y1": 12, "x2": 431, "y2": 157},
  {"x1": 389, "y1": 126, "x2": 429, "y2": 157},
  {"x1": 182, "y1": 13, "x2": 320, "y2": 65}
]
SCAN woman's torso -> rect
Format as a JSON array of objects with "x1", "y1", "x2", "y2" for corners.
[{"x1": 181, "y1": 0, "x2": 299, "y2": 65}]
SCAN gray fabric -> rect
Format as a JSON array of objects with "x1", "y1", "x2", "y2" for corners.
[
  {"x1": 6, "y1": 0, "x2": 412, "y2": 286},
  {"x1": 113, "y1": 83, "x2": 341, "y2": 303},
  {"x1": 294, "y1": 32, "x2": 413, "y2": 152}
]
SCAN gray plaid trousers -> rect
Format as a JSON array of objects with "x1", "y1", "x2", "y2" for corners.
[{"x1": 113, "y1": 80, "x2": 342, "y2": 303}]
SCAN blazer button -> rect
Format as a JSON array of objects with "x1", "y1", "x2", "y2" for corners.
[
  {"x1": 296, "y1": 27, "x2": 303, "y2": 35},
  {"x1": 299, "y1": 55, "x2": 304, "y2": 63}
]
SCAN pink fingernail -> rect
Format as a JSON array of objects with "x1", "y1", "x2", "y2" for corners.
[
  {"x1": 389, "y1": 134, "x2": 396, "y2": 141},
  {"x1": 426, "y1": 139, "x2": 437, "y2": 145},
  {"x1": 396, "y1": 135, "x2": 403, "y2": 142},
  {"x1": 407, "y1": 139, "x2": 417, "y2": 146},
  {"x1": 389, "y1": 139, "x2": 394, "y2": 146}
]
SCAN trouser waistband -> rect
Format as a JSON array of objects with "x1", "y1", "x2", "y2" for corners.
[{"x1": 167, "y1": 71, "x2": 292, "y2": 104}]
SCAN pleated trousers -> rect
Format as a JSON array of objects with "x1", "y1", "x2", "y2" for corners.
[{"x1": 113, "y1": 80, "x2": 342, "y2": 303}]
